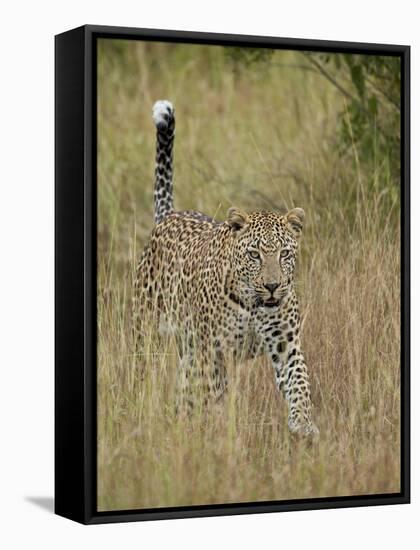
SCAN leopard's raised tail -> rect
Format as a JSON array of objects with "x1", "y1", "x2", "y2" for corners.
[{"x1": 152, "y1": 100, "x2": 175, "y2": 224}]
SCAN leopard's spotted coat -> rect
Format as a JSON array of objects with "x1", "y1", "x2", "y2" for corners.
[{"x1": 134, "y1": 100, "x2": 318, "y2": 436}]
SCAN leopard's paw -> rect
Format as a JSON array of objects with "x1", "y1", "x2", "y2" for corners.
[{"x1": 288, "y1": 419, "x2": 320, "y2": 439}]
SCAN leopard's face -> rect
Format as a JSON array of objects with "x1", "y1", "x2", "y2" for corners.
[{"x1": 227, "y1": 208, "x2": 305, "y2": 308}]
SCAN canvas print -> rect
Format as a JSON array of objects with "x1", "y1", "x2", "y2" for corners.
[{"x1": 97, "y1": 39, "x2": 401, "y2": 511}]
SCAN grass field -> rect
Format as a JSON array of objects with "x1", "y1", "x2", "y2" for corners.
[{"x1": 96, "y1": 39, "x2": 401, "y2": 511}]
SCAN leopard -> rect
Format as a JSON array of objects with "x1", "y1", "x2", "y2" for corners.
[{"x1": 133, "y1": 99, "x2": 319, "y2": 437}]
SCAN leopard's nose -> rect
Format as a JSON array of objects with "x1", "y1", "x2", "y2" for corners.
[{"x1": 264, "y1": 282, "x2": 280, "y2": 294}]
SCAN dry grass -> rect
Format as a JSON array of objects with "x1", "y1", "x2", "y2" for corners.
[{"x1": 96, "y1": 40, "x2": 401, "y2": 511}]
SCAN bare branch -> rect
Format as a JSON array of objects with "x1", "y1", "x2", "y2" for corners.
[{"x1": 301, "y1": 52, "x2": 359, "y2": 104}]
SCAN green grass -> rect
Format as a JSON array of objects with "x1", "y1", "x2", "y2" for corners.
[{"x1": 97, "y1": 39, "x2": 400, "y2": 511}]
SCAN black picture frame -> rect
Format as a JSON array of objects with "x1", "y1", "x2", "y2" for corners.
[{"x1": 55, "y1": 24, "x2": 410, "y2": 525}]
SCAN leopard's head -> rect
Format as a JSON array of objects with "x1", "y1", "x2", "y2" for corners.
[{"x1": 226, "y1": 207, "x2": 304, "y2": 308}]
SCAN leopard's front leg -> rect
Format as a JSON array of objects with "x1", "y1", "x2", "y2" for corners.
[
  {"x1": 263, "y1": 323, "x2": 318, "y2": 437},
  {"x1": 176, "y1": 328, "x2": 227, "y2": 413}
]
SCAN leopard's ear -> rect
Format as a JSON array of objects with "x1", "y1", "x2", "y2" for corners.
[
  {"x1": 227, "y1": 207, "x2": 249, "y2": 232},
  {"x1": 285, "y1": 208, "x2": 305, "y2": 237}
]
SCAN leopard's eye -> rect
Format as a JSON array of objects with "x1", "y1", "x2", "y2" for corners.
[
  {"x1": 247, "y1": 249, "x2": 260, "y2": 261},
  {"x1": 280, "y1": 249, "x2": 290, "y2": 259}
]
